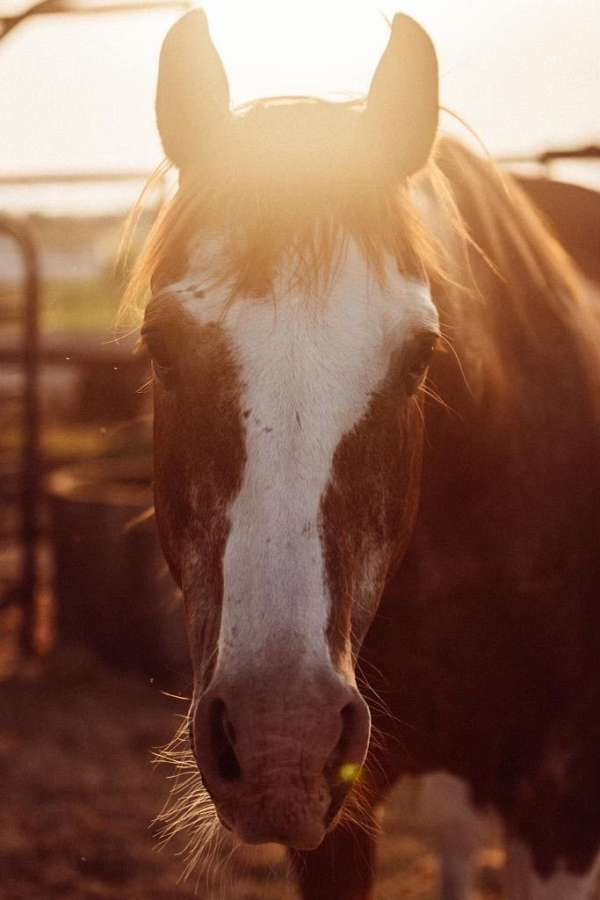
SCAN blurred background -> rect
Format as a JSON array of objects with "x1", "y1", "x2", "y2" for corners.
[{"x1": 0, "y1": 2, "x2": 598, "y2": 898}]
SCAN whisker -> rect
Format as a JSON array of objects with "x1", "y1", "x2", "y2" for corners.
[{"x1": 152, "y1": 715, "x2": 237, "y2": 887}]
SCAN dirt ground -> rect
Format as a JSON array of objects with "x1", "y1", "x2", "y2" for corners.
[{"x1": 0, "y1": 624, "x2": 505, "y2": 900}]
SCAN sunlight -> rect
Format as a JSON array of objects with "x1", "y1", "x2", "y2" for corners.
[
  {"x1": 1, "y1": 0, "x2": 597, "y2": 185},
  {"x1": 166, "y1": 0, "x2": 599, "y2": 160},
  {"x1": 202, "y1": 0, "x2": 392, "y2": 104},
  {"x1": 196, "y1": 0, "x2": 526, "y2": 106}
]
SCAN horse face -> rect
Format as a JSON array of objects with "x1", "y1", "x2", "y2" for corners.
[
  {"x1": 147, "y1": 6, "x2": 440, "y2": 851},
  {"x1": 144, "y1": 243, "x2": 438, "y2": 848}
]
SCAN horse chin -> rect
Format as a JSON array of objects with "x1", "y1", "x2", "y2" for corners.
[
  {"x1": 209, "y1": 781, "x2": 335, "y2": 851},
  {"x1": 214, "y1": 797, "x2": 352, "y2": 851},
  {"x1": 234, "y1": 819, "x2": 326, "y2": 852}
]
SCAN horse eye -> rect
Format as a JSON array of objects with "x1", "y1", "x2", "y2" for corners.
[
  {"x1": 404, "y1": 331, "x2": 438, "y2": 395},
  {"x1": 151, "y1": 358, "x2": 174, "y2": 385},
  {"x1": 142, "y1": 331, "x2": 177, "y2": 389}
]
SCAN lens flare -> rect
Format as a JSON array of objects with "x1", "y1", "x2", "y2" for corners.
[{"x1": 338, "y1": 763, "x2": 362, "y2": 784}]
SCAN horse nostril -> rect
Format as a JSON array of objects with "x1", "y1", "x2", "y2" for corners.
[
  {"x1": 331, "y1": 703, "x2": 359, "y2": 770},
  {"x1": 223, "y1": 714, "x2": 237, "y2": 747},
  {"x1": 324, "y1": 699, "x2": 369, "y2": 789},
  {"x1": 209, "y1": 699, "x2": 242, "y2": 782},
  {"x1": 320, "y1": 695, "x2": 371, "y2": 829},
  {"x1": 337, "y1": 703, "x2": 358, "y2": 759}
]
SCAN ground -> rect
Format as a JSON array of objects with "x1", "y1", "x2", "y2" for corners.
[{"x1": 0, "y1": 615, "x2": 507, "y2": 900}]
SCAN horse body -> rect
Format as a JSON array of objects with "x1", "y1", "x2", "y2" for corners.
[
  {"x1": 288, "y1": 141, "x2": 600, "y2": 899},
  {"x1": 361, "y1": 144, "x2": 600, "y2": 895},
  {"x1": 128, "y1": 10, "x2": 600, "y2": 899}
]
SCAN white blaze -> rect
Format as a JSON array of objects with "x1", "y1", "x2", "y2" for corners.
[{"x1": 180, "y1": 240, "x2": 438, "y2": 677}]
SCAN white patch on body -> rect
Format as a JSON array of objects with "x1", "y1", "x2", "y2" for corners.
[
  {"x1": 409, "y1": 772, "x2": 501, "y2": 900},
  {"x1": 504, "y1": 839, "x2": 599, "y2": 900},
  {"x1": 177, "y1": 240, "x2": 438, "y2": 678}
]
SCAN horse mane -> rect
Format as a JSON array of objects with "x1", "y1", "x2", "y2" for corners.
[
  {"x1": 121, "y1": 97, "x2": 600, "y2": 412},
  {"x1": 430, "y1": 137, "x2": 600, "y2": 414},
  {"x1": 120, "y1": 98, "x2": 463, "y2": 320}
]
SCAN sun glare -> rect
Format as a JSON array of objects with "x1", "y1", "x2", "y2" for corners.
[
  {"x1": 197, "y1": 0, "x2": 527, "y2": 106},
  {"x1": 198, "y1": 0, "x2": 496, "y2": 106},
  {"x1": 1, "y1": 0, "x2": 597, "y2": 187},
  {"x1": 201, "y1": 0, "x2": 393, "y2": 104}
]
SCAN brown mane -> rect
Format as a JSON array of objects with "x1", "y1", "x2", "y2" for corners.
[{"x1": 430, "y1": 138, "x2": 600, "y2": 418}]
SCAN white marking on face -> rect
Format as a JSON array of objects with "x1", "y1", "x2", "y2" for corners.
[{"x1": 177, "y1": 240, "x2": 438, "y2": 679}]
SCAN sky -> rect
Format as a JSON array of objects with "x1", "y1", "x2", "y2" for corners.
[{"x1": 0, "y1": 0, "x2": 598, "y2": 210}]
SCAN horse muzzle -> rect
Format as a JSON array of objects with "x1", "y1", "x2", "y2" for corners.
[{"x1": 190, "y1": 671, "x2": 371, "y2": 848}]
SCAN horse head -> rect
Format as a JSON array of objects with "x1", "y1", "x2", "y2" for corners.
[{"x1": 143, "y1": 9, "x2": 439, "y2": 850}]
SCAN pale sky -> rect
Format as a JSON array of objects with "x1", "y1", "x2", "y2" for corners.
[{"x1": 1, "y1": 0, "x2": 598, "y2": 208}]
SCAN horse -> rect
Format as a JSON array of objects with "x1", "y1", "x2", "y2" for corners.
[{"x1": 124, "y1": 10, "x2": 600, "y2": 899}]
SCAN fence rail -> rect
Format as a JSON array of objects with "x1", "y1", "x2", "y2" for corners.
[{"x1": 498, "y1": 144, "x2": 600, "y2": 166}]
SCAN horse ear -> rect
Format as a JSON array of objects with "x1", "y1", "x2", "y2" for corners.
[
  {"x1": 365, "y1": 14, "x2": 439, "y2": 178},
  {"x1": 156, "y1": 9, "x2": 231, "y2": 170}
]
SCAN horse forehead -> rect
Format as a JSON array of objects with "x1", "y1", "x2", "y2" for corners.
[{"x1": 179, "y1": 245, "x2": 438, "y2": 369}]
